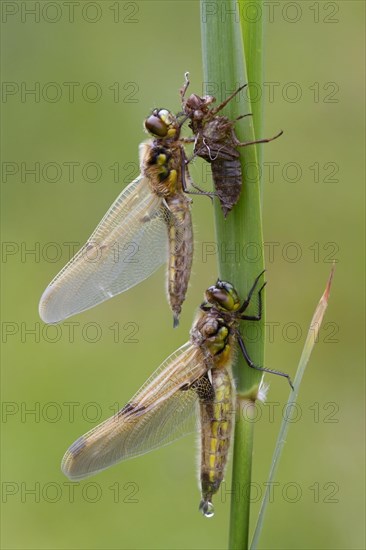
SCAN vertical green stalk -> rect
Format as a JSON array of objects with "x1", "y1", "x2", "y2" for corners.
[{"x1": 200, "y1": 1, "x2": 264, "y2": 548}]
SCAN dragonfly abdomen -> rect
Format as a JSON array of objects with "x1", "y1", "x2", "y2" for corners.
[
  {"x1": 167, "y1": 195, "x2": 193, "y2": 327},
  {"x1": 211, "y1": 157, "x2": 242, "y2": 217},
  {"x1": 199, "y1": 367, "x2": 233, "y2": 517}
]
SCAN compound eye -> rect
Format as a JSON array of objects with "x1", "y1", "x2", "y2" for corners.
[
  {"x1": 206, "y1": 281, "x2": 240, "y2": 311},
  {"x1": 214, "y1": 289, "x2": 232, "y2": 308},
  {"x1": 145, "y1": 114, "x2": 168, "y2": 137}
]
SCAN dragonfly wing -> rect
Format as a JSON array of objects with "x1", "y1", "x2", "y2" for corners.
[
  {"x1": 39, "y1": 176, "x2": 169, "y2": 323},
  {"x1": 62, "y1": 342, "x2": 210, "y2": 480}
]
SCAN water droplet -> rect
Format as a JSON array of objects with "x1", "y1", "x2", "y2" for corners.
[{"x1": 199, "y1": 499, "x2": 214, "y2": 518}]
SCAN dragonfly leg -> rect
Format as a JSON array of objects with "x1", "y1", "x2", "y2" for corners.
[
  {"x1": 238, "y1": 270, "x2": 266, "y2": 314},
  {"x1": 210, "y1": 84, "x2": 248, "y2": 116},
  {"x1": 219, "y1": 113, "x2": 253, "y2": 134},
  {"x1": 234, "y1": 113, "x2": 253, "y2": 123},
  {"x1": 181, "y1": 155, "x2": 216, "y2": 199},
  {"x1": 180, "y1": 136, "x2": 195, "y2": 144},
  {"x1": 240, "y1": 282, "x2": 267, "y2": 321},
  {"x1": 237, "y1": 334, "x2": 294, "y2": 390},
  {"x1": 234, "y1": 129, "x2": 283, "y2": 148}
]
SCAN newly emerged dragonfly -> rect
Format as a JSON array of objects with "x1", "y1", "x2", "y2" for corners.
[
  {"x1": 181, "y1": 73, "x2": 283, "y2": 217},
  {"x1": 62, "y1": 274, "x2": 293, "y2": 517},
  {"x1": 39, "y1": 108, "x2": 197, "y2": 327}
]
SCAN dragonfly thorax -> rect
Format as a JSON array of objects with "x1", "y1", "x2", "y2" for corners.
[{"x1": 191, "y1": 310, "x2": 236, "y2": 367}]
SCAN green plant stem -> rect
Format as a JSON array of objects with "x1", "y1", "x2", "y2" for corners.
[{"x1": 200, "y1": 1, "x2": 264, "y2": 548}]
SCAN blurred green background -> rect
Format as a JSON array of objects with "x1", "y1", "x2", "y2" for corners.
[{"x1": 1, "y1": 1, "x2": 364, "y2": 548}]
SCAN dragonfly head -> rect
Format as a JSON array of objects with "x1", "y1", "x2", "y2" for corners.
[
  {"x1": 205, "y1": 280, "x2": 241, "y2": 312},
  {"x1": 145, "y1": 109, "x2": 179, "y2": 139}
]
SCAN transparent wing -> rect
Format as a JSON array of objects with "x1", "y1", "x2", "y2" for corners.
[
  {"x1": 39, "y1": 176, "x2": 169, "y2": 323},
  {"x1": 61, "y1": 342, "x2": 210, "y2": 480}
]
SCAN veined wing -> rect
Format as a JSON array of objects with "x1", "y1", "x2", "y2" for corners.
[
  {"x1": 62, "y1": 342, "x2": 211, "y2": 480},
  {"x1": 39, "y1": 176, "x2": 169, "y2": 323}
]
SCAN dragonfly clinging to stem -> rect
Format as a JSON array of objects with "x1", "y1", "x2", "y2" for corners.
[
  {"x1": 39, "y1": 106, "x2": 202, "y2": 327},
  {"x1": 61, "y1": 273, "x2": 293, "y2": 517}
]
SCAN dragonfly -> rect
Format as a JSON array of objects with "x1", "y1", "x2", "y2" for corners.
[
  {"x1": 61, "y1": 273, "x2": 293, "y2": 517},
  {"x1": 39, "y1": 107, "x2": 199, "y2": 327},
  {"x1": 180, "y1": 73, "x2": 283, "y2": 217}
]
